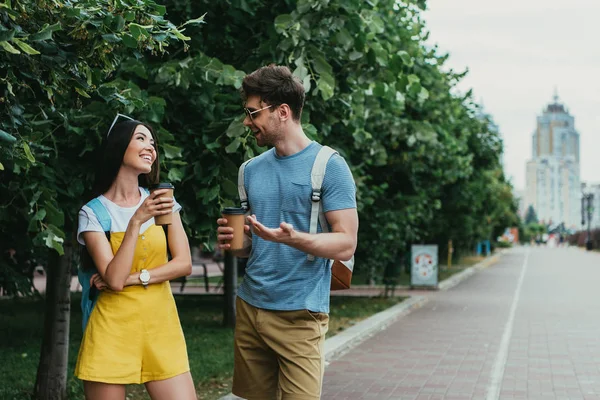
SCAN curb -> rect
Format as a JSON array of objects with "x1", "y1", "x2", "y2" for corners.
[{"x1": 323, "y1": 295, "x2": 428, "y2": 362}]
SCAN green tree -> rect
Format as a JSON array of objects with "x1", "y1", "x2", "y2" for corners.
[
  {"x1": 524, "y1": 205, "x2": 538, "y2": 225},
  {"x1": 0, "y1": 1, "x2": 200, "y2": 397}
]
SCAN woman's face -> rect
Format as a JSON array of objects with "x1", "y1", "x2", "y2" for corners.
[{"x1": 122, "y1": 125, "x2": 156, "y2": 174}]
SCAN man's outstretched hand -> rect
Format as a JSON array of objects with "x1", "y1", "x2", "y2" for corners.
[{"x1": 246, "y1": 214, "x2": 296, "y2": 244}]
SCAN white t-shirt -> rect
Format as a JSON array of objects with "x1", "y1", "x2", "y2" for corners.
[{"x1": 77, "y1": 187, "x2": 182, "y2": 245}]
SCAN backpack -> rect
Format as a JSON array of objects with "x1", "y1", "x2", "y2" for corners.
[
  {"x1": 237, "y1": 145, "x2": 354, "y2": 290},
  {"x1": 78, "y1": 189, "x2": 170, "y2": 332},
  {"x1": 78, "y1": 198, "x2": 110, "y2": 333}
]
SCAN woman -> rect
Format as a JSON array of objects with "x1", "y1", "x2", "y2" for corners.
[{"x1": 75, "y1": 116, "x2": 197, "y2": 400}]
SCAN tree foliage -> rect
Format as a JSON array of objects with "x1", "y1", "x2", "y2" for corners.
[
  {"x1": 524, "y1": 205, "x2": 538, "y2": 225},
  {"x1": 1, "y1": 0, "x2": 518, "y2": 287}
]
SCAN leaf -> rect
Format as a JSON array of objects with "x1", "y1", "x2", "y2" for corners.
[
  {"x1": 226, "y1": 119, "x2": 246, "y2": 138},
  {"x1": 12, "y1": 38, "x2": 40, "y2": 55},
  {"x1": 44, "y1": 203, "x2": 64, "y2": 227},
  {"x1": 0, "y1": 129, "x2": 17, "y2": 143},
  {"x1": 44, "y1": 228, "x2": 64, "y2": 255},
  {"x1": 312, "y1": 54, "x2": 333, "y2": 77},
  {"x1": 0, "y1": 162, "x2": 3, "y2": 171},
  {"x1": 180, "y1": 13, "x2": 206, "y2": 27},
  {"x1": 122, "y1": 34, "x2": 137, "y2": 48},
  {"x1": 114, "y1": 15, "x2": 125, "y2": 31},
  {"x1": 0, "y1": 29, "x2": 15, "y2": 42},
  {"x1": 154, "y1": 5, "x2": 167, "y2": 16},
  {"x1": 221, "y1": 179, "x2": 238, "y2": 198},
  {"x1": 225, "y1": 138, "x2": 242, "y2": 153},
  {"x1": 171, "y1": 30, "x2": 191, "y2": 41},
  {"x1": 22, "y1": 142, "x2": 35, "y2": 163},
  {"x1": 162, "y1": 143, "x2": 183, "y2": 159},
  {"x1": 101, "y1": 34, "x2": 121, "y2": 43},
  {"x1": 28, "y1": 209, "x2": 47, "y2": 232},
  {"x1": 302, "y1": 75, "x2": 311, "y2": 92},
  {"x1": 168, "y1": 167, "x2": 184, "y2": 182},
  {"x1": 129, "y1": 23, "x2": 150, "y2": 40},
  {"x1": 317, "y1": 78, "x2": 334, "y2": 101},
  {"x1": 29, "y1": 23, "x2": 61, "y2": 41},
  {"x1": 348, "y1": 51, "x2": 363, "y2": 61},
  {"x1": 335, "y1": 29, "x2": 353, "y2": 49},
  {"x1": 398, "y1": 50, "x2": 414, "y2": 67},
  {"x1": 417, "y1": 87, "x2": 429, "y2": 105},
  {"x1": 75, "y1": 87, "x2": 91, "y2": 98},
  {"x1": 274, "y1": 14, "x2": 293, "y2": 34},
  {"x1": 0, "y1": 41, "x2": 20, "y2": 54}
]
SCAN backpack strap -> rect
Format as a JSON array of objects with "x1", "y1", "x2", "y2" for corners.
[
  {"x1": 308, "y1": 146, "x2": 338, "y2": 261},
  {"x1": 238, "y1": 158, "x2": 254, "y2": 211},
  {"x1": 79, "y1": 198, "x2": 111, "y2": 332},
  {"x1": 86, "y1": 198, "x2": 112, "y2": 233}
]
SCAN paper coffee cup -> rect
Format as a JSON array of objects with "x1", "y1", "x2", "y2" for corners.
[
  {"x1": 151, "y1": 183, "x2": 174, "y2": 225},
  {"x1": 222, "y1": 207, "x2": 246, "y2": 251}
]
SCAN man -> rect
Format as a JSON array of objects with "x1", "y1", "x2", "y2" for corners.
[{"x1": 217, "y1": 65, "x2": 358, "y2": 400}]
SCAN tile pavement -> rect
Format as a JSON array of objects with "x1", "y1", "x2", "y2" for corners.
[{"x1": 322, "y1": 247, "x2": 600, "y2": 399}]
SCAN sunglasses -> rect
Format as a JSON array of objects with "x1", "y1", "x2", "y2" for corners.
[
  {"x1": 107, "y1": 113, "x2": 135, "y2": 137},
  {"x1": 243, "y1": 104, "x2": 274, "y2": 121}
]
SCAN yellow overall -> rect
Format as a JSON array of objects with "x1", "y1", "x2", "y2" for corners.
[{"x1": 75, "y1": 224, "x2": 189, "y2": 384}]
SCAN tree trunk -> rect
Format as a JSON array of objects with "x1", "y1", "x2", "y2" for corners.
[
  {"x1": 34, "y1": 242, "x2": 73, "y2": 400},
  {"x1": 223, "y1": 251, "x2": 237, "y2": 328}
]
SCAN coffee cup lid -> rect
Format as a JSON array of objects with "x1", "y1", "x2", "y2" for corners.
[
  {"x1": 150, "y1": 182, "x2": 174, "y2": 190},
  {"x1": 222, "y1": 207, "x2": 246, "y2": 215}
]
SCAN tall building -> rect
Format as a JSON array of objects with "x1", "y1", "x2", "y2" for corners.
[{"x1": 525, "y1": 92, "x2": 581, "y2": 228}]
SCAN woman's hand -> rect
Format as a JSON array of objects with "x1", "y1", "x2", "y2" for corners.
[
  {"x1": 132, "y1": 189, "x2": 174, "y2": 225},
  {"x1": 90, "y1": 273, "x2": 109, "y2": 291}
]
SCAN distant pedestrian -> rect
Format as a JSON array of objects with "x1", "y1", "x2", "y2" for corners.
[
  {"x1": 75, "y1": 115, "x2": 196, "y2": 399},
  {"x1": 217, "y1": 65, "x2": 358, "y2": 399}
]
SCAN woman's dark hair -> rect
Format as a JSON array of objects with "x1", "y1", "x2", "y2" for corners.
[
  {"x1": 241, "y1": 65, "x2": 305, "y2": 121},
  {"x1": 79, "y1": 120, "x2": 159, "y2": 272},
  {"x1": 90, "y1": 119, "x2": 160, "y2": 200}
]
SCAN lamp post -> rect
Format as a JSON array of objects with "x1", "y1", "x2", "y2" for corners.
[{"x1": 581, "y1": 191, "x2": 594, "y2": 251}]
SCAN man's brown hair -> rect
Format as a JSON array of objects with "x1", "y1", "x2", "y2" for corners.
[{"x1": 242, "y1": 65, "x2": 305, "y2": 121}]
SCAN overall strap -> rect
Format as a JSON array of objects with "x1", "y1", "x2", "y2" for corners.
[
  {"x1": 238, "y1": 158, "x2": 254, "y2": 211},
  {"x1": 308, "y1": 145, "x2": 338, "y2": 261}
]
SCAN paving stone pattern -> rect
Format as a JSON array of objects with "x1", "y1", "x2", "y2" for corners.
[{"x1": 322, "y1": 247, "x2": 600, "y2": 400}]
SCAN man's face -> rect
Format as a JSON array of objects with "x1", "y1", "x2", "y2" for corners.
[{"x1": 243, "y1": 95, "x2": 280, "y2": 147}]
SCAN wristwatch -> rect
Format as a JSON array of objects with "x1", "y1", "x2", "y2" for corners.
[{"x1": 139, "y1": 269, "x2": 150, "y2": 287}]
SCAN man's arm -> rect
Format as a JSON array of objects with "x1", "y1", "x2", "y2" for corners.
[{"x1": 246, "y1": 207, "x2": 358, "y2": 261}]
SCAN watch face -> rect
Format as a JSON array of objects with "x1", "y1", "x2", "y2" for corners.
[{"x1": 140, "y1": 270, "x2": 150, "y2": 283}]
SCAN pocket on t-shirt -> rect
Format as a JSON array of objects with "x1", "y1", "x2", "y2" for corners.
[{"x1": 281, "y1": 181, "x2": 312, "y2": 215}]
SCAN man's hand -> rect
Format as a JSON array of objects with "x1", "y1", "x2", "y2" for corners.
[
  {"x1": 217, "y1": 217, "x2": 252, "y2": 250},
  {"x1": 246, "y1": 214, "x2": 296, "y2": 244}
]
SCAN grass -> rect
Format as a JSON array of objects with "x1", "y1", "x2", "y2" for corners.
[{"x1": 0, "y1": 293, "x2": 404, "y2": 400}]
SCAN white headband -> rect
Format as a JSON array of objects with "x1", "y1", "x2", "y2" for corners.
[{"x1": 107, "y1": 113, "x2": 135, "y2": 137}]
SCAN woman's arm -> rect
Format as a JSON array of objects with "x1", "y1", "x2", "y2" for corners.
[
  {"x1": 124, "y1": 211, "x2": 192, "y2": 286},
  {"x1": 83, "y1": 189, "x2": 173, "y2": 291}
]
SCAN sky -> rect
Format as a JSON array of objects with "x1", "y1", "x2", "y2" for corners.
[{"x1": 422, "y1": 0, "x2": 600, "y2": 191}]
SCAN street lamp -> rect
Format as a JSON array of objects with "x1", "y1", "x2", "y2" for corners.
[{"x1": 581, "y1": 190, "x2": 594, "y2": 250}]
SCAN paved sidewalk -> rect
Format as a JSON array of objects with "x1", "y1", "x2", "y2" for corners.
[{"x1": 322, "y1": 247, "x2": 600, "y2": 399}]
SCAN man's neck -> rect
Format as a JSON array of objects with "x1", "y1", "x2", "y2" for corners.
[{"x1": 274, "y1": 125, "x2": 312, "y2": 157}]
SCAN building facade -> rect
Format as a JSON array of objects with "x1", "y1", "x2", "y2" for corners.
[{"x1": 525, "y1": 93, "x2": 581, "y2": 229}]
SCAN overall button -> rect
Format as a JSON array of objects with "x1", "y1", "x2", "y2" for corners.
[{"x1": 141, "y1": 235, "x2": 145, "y2": 240}]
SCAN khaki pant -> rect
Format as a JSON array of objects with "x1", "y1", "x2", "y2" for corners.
[{"x1": 232, "y1": 297, "x2": 329, "y2": 400}]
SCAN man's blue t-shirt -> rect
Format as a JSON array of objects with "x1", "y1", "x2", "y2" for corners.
[{"x1": 237, "y1": 141, "x2": 356, "y2": 313}]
